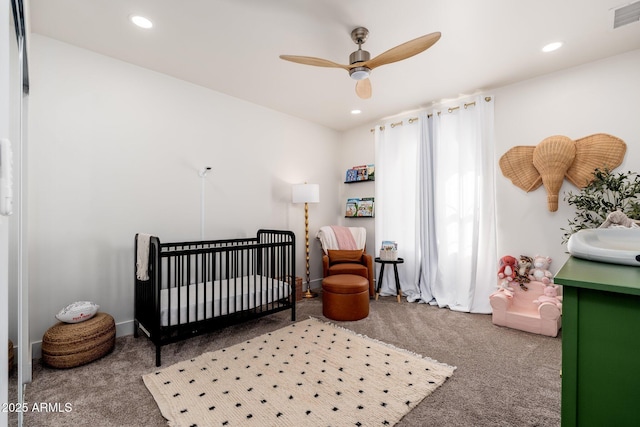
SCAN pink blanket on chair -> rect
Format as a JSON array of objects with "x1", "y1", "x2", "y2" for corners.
[{"x1": 330, "y1": 225, "x2": 358, "y2": 250}]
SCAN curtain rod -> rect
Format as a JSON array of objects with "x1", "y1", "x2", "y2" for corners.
[{"x1": 371, "y1": 96, "x2": 492, "y2": 132}]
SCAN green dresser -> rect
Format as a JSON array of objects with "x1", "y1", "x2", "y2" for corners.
[{"x1": 555, "y1": 257, "x2": 640, "y2": 427}]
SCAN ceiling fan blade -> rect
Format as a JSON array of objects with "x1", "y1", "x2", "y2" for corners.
[
  {"x1": 363, "y1": 32, "x2": 441, "y2": 70},
  {"x1": 279, "y1": 55, "x2": 350, "y2": 70},
  {"x1": 355, "y1": 78, "x2": 372, "y2": 99}
]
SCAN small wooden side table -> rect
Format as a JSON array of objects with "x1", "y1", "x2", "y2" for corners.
[{"x1": 374, "y1": 257, "x2": 404, "y2": 302}]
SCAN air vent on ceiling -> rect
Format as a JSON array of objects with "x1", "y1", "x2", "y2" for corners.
[{"x1": 612, "y1": 1, "x2": 640, "y2": 29}]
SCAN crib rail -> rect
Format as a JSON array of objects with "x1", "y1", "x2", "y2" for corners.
[{"x1": 134, "y1": 229, "x2": 295, "y2": 366}]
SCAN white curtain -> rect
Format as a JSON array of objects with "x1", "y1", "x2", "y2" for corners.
[
  {"x1": 375, "y1": 95, "x2": 497, "y2": 313},
  {"x1": 416, "y1": 111, "x2": 438, "y2": 304},
  {"x1": 425, "y1": 96, "x2": 496, "y2": 312},
  {"x1": 374, "y1": 118, "x2": 421, "y2": 300}
]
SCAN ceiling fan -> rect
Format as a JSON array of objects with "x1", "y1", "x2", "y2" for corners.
[{"x1": 279, "y1": 27, "x2": 441, "y2": 99}]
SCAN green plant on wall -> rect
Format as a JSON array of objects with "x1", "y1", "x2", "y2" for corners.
[{"x1": 561, "y1": 168, "x2": 640, "y2": 244}]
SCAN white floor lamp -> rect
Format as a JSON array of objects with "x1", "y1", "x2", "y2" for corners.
[
  {"x1": 199, "y1": 167, "x2": 211, "y2": 240},
  {"x1": 292, "y1": 183, "x2": 320, "y2": 298}
]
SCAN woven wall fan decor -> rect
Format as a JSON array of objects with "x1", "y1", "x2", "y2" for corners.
[{"x1": 499, "y1": 133, "x2": 626, "y2": 211}]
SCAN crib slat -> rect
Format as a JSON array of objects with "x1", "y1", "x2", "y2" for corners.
[{"x1": 134, "y1": 230, "x2": 296, "y2": 366}]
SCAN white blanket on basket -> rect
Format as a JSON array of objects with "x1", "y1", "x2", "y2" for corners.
[{"x1": 316, "y1": 226, "x2": 367, "y2": 254}]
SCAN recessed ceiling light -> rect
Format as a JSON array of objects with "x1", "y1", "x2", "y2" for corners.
[
  {"x1": 542, "y1": 42, "x2": 563, "y2": 53},
  {"x1": 130, "y1": 15, "x2": 153, "y2": 29},
  {"x1": 351, "y1": 109, "x2": 362, "y2": 115}
]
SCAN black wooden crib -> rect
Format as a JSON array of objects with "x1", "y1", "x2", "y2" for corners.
[{"x1": 134, "y1": 229, "x2": 296, "y2": 366}]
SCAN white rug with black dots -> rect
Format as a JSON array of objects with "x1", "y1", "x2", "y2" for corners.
[{"x1": 143, "y1": 317, "x2": 455, "y2": 426}]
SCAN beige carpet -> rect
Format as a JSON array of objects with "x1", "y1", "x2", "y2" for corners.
[
  {"x1": 15, "y1": 297, "x2": 561, "y2": 426},
  {"x1": 143, "y1": 317, "x2": 455, "y2": 426}
]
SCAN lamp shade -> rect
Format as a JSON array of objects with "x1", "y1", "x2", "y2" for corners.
[{"x1": 292, "y1": 184, "x2": 320, "y2": 204}]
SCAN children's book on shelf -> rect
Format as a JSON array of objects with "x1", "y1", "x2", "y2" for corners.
[
  {"x1": 345, "y1": 198, "x2": 358, "y2": 217},
  {"x1": 345, "y1": 164, "x2": 374, "y2": 182},
  {"x1": 345, "y1": 197, "x2": 375, "y2": 217},
  {"x1": 345, "y1": 168, "x2": 359, "y2": 182},
  {"x1": 357, "y1": 197, "x2": 374, "y2": 217},
  {"x1": 366, "y1": 164, "x2": 375, "y2": 181}
]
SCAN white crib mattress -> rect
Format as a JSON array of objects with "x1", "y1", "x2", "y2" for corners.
[{"x1": 160, "y1": 275, "x2": 290, "y2": 327}]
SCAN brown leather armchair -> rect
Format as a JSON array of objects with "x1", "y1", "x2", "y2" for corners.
[{"x1": 322, "y1": 250, "x2": 375, "y2": 297}]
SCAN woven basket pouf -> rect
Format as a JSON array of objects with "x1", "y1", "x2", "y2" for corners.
[
  {"x1": 42, "y1": 312, "x2": 115, "y2": 369},
  {"x1": 8, "y1": 340, "x2": 14, "y2": 372}
]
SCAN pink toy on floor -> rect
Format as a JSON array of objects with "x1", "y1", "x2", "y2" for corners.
[
  {"x1": 528, "y1": 255, "x2": 554, "y2": 284},
  {"x1": 533, "y1": 285, "x2": 562, "y2": 309},
  {"x1": 490, "y1": 280, "x2": 562, "y2": 337}
]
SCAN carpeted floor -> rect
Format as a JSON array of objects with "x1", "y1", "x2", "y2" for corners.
[
  {"x1": 144, "y1": 317, "x2": 455, "y2": 426},
  {"x1": 11, "y1": 295, "x2": 562, "y2": 426}
]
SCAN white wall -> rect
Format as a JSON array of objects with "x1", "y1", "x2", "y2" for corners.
[
  {"x1": 28, "y1": 35, "x2": 341, "y2": 347},
  {"x1": 494, "y1": 49, "x2": 640, "y2": 272},
  {"x1": 341, "y1": 49, "x2": 640, "y2": 277},
  {"x1": 338, "y1": 126, "x2": 376, "y2": 253},
  {"x1": 27, "y1": 33, "x2": 640, "y2": 353}
]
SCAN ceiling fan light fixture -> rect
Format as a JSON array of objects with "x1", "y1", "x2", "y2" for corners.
[
  {"x1": 349, "y1": 67, "x2": 371, "y2": 80},
  {"x1": 279, "y1": 27, "x2": 440, "y2": 99},
  {"x1": 349, "y1": 48, "x2": 370, "y2": 64}
]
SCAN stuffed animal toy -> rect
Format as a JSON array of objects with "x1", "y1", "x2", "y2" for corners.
[
  {"x1": 534, "y1": 285, "x2": 563, "y2": 310},
  {"x1": 497, "y1": 255, "x2": 518, "y2": 294},
  {"x1": 515, "y1": 255, "x2": 533, "y2": 291},
  {"x1": 528, "y1": 255, "x2": 554, "y2": 284},
  {"x1": 498, "y1": 255, "x2": 518, "y2": 282},
  {"x1": 599, "y1": 210, "x2": 640, "y2": 229}
]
